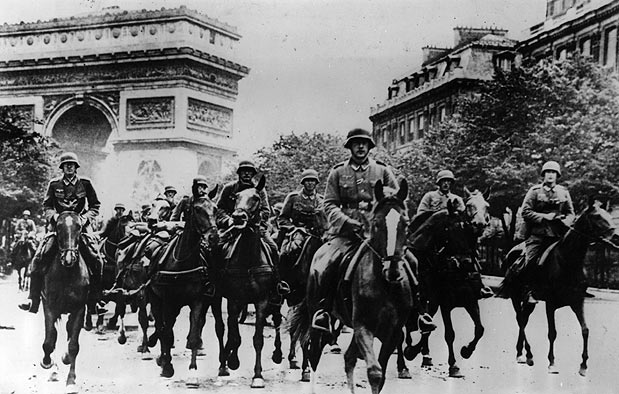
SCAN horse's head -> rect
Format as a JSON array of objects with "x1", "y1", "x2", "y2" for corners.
[
  {"x1": 440, "y1": 200, "x2": 479, "y2": 257},
  {"x1": 372, "y1": 178, "x2": 409, "y2": 283},
  {"x1": 188, "y1": 185, "x2": 220, "y2": 248},
  {"x1": 231, "y1": 175, "x2": 266, "y2": 227},
  {"x1": 147, "y1": 199, "x2": 171, "y2": 226},
  {"x1": 56, "y1": 211, "x2": 82, "y2": 268},
  {"x1": 575, "y1": 197, "x2": 619, "y2": 248},
  {"x1": 463, "y1": 187, "x2": 490, "y2": 235}
]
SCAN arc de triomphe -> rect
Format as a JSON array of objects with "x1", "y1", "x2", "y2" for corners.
[{"x1": 0, "y1": 6, "x2": 249, "y2": 212}]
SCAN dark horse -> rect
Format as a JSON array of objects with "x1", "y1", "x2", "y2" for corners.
[
  {"x1": 148, "y1": 186, "x2": 226, "y2": 387},
  {"x1": 405, "y1": 189, "x2": 490, "y2": 378},
  {"x1": 498, "y1": 199, "x2": 619, "y2": 376},
  {"x1": 291, "y1": 179, "x2": 414, "y2": 394},
  {"x1": 278, "y1": 209, "x2": 327, "y2": 381},
  {"x1": 217, "y1": 175, "x2": 279, "y2": 389},
  {"x1": 11, "y1": 230, "x2": 36, "y2": 291},
  {"x1": 40, "y1": 211, "x2": 90, "y2": 394}
]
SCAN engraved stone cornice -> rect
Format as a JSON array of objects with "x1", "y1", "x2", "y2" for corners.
[
  {"x1": 187, "y1": 98, "x2": 232, "y2": 134},
  {"x1": 126, "y1": 97, "x2": 175, "y2": 129}
]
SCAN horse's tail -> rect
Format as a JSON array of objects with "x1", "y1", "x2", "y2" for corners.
[{"x1": 287, "y1": 300, "x2": 311, "y2": 348}]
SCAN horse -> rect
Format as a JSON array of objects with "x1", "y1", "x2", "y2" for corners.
[
  {"x1": 217, "y1": 174, "x2": 281, "y2": 389},
  {"x1": 11, "y1": 230, "x2": 36, "y2": 291},
  {"x1": 405, "y1": 188, "x2": 491, "y2": 378},
  {"x1": 278, "y1": 209, "x2": 328, "y2": 380},
  {"x1": 498, "y1": 199, "x2": 619, "y2": 376},
  {"x1": 291, "y1": 178, "x2": 414, "y2": 394},
  {"x1": 148, "y1": 186, "x2": 226, "y2": 387},
  {"x1": 40, "y1": 211, "x2": 90, "y2": 394}
]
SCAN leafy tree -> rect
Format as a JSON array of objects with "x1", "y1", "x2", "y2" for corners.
[{"x1": 0, "y1": 106, "x2": 56, "y2": 220}]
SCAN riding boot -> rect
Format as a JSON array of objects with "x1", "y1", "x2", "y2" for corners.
[{"x1": 18, "y1": 272, "x2": 42, "y2": 313}]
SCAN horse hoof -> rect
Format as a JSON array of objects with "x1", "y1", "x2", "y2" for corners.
[
  {"x1": 289, "y1": 360, "x2": 300, "y2": 369},
  {"x1": 228, "y1": 354, "x2": 240, "y2": 370},
  {"x1": 251, "y1": 377, "x2": 265, "y2": 388},
  {"x1": 516, "y1": 355, "x2": 527, "y2": 364},
  {"x1": 398, "y1": 367, "x2": 412, "y2": 379},
  {"x1": 48, "y1": 363, "x2": 59, "y2": 382},
  {"x1": 156, "y1": 356, "x2": 162, "y2": 367},
  {"x1": 526, "y1": 358, "x2": 534, "y2": 367},
  {"x1": 404, "y1": 345, "x2": 420, "y2": 361},
  {"x1": 65, "y1": 383, "x2": 79, "y2": 394},
  {"x1": 118, "y1": 334, "x2": 127, "y2": 345},
  {"x1": 84, "y1": 321, "x2": 93, "y2": 331},
  {"x1": 218, "y1": 367, "x2": 230, "y2": 377},
  {"x1": 186, "y1": 369, "x2": 200, "y2": 388},
  {"x1": 448, "y1": 366, "x2": 464, "y2": 378},
  {"x1": 41, "y1": 359, "x2": 55, "y2": 370},
  {"x1": 107, "y1": 322, "x2": 118, "y2": 330},
  {"x1": 272, "y1": 351, "x2": 283, "y2": 364},
  {"x1": 62, "y1": 353, "x2": 71, "y2": 365},
  {"x1": 301, "y1": 371, "x2": 311, "y2": 382},
  {"x1": 137, "y1": 345, "x2": 147, "y2": 353},
  {"x1": 421, "y1": 356, "x2": 433, "y2": 367},
  {"x1": 579, "y1": 367, "x2": 587, "y2": 377},
  {"x1": 160, "y1": 364, "x2": 174, "y2": 378},
  {"x1": 460, "y1": 345, "x2": 473, "y2": 359},
  {"x1": 548, "y1": 364, "x2": 559, "y2": 374}
]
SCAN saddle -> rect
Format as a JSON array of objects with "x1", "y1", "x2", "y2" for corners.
[{"x1": 221, "y1": 233, "x2": 274, "y2": 277}]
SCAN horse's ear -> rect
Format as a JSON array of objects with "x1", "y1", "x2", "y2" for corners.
[
  {"x1": 483, "y1": 185, "x2": 492, "y2": 200},
  {"x1": 374, "y1": 179, "x2": 385, "y2": 202},
  {"x1": 208, "y1": 184, "x2": 220, "y2": 200},
  {"x1": 397, "y1": 178, "x2": 408, "y2": 202},
  {"x1": 256, "y1": 174, "x2": 266, "y2": 191},
  {"x1": 127, "y1": 210, "x2": 134, "y2": 219},
  {"x1": 463, "y1": 186, "x2": 472, "y2": 198}
]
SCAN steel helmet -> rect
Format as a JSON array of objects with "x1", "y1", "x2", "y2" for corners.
[
  {"x1": 344, "y1": 128, "x2": 376, "y2": 149},
  {"x1": 58, "y1": 152, "x2": 80, "y2": 169},
  {"x1": 113, "y1": 203, "x2": 126, "y2": 210},
  {"x1": 541, "y1": 161, "x2": 561, "y2": 177},
  {"x1": 436, "y1": 169, "x2": 455, "y2": 184},
  {"x1": 236, "y1": 160, "x2": 257, "y2": 175},
  {"x1": 193, "y1": 176, "x2": 208, "y2": 187},
  {"x1": 23, "y1": 210, "x2": 31, "y2": 216},
  {"x1": 300, "y1": 169, "x2": 319, "y2": 184},
  {"x1": 164, "y1": 185, "x2": 177, "y2": 194}
]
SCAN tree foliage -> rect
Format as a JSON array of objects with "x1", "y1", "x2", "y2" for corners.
[{"x1": 0, "y1": 107, "x2": 56, "y2": 219}]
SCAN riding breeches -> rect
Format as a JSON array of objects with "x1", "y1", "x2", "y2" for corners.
[{"x1": 524, "y1": 235, "x2": 558, "y2": 268}]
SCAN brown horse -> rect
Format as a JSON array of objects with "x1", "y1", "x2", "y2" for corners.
[
  {"x1": 217, "y1": 175, "x2": 278, "y2": 389},
  {"x1": 148, "y1": 187, "x2": 225, "y2": 387},
  {"x1": 498, "y1": 200, "x2": 619, "y2": 376},
  {"x1": 40, "y1": 211, "x2": 90, "y2": 394},
  {"x1": 405, "y1": 189, "x2": 490, "y2": 378},
  {"x1": 11, "y1": 230, "x2": 36, "y2": 291},
  {"x1": 291, "y1": 178, "x2": 414, "y2": 394}
]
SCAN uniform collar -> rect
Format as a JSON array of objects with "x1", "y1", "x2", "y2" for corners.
[
  {"x1": 349, "y1": 158, "x2": 370, "y2": 171},
  {"x1": 543, "y1": 183, "x2": 556, "y2": 192},
  {"x1": 63, "y1": 175, "x2": 77, "y2": 185},
  {"x1": 301, "y1": 189, "x2": 316, "y2": 199}
]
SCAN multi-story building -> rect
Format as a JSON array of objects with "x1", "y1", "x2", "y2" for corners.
[
  {"x1": 518, "y1": 0, "x2": 619, "y2": 68},
  {"x1": 370, "y1": 27, "x2": 517, "y2": 152}
]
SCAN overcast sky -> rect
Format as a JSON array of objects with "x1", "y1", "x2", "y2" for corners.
[{"x1": 1, "y1": 0, "x2": 546, "y2": 157}]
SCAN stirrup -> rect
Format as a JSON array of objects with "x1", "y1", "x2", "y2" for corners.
[
  {"x1": 525, "y1": 291, "x2": 538, "y2": 305},
  {"x1": 311, "y1": 310, "x2": 333, "y2": 334},
  {"x1": 204, "y1": 282, "x2": 216, "y2": 298},
  {"x1": 418, "y1": 313, "x2": 436, "y2": 333},
  {"x1": 277, "y1": 281, "x2": 291, "y2": 296},
  {"x1": 480, "y1": 286, "x2": 494, "y2": 299}
]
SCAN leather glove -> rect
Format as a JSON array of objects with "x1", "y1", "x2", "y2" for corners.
[{"x1": 343, "y1": 219, "x2": 363, "y2": 235}]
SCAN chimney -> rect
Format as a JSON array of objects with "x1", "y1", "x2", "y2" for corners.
[
  {"x1": 422, "y1": 46, "x2": 450, "y2": 64},
  {"x1": 453, "y1": 26, "x2": 508, "y2": 47}
]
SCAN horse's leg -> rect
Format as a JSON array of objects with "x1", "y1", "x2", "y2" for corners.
[
  {"x1": 546, "y1": 302, "x2": 558, "y2": 374},
  {"x1": 250, "y1": 298, "x2": 268, "y2": 388},
  {"x1": 158, "y1": 302, "x2": 181, "y2": 378},
  {"x1": 116, "y1": 298, "x2": 127, "y2": 345},
  {"x1": 271, "y1": 305, "x2": 283, "y2": 364},
  {"x1": 186, "y1": 298, "x2": 207, "y2": 388},
  {"x1": 224, "y1": 301, "x2": 242, "y2": 371},
  {"x1": 354, "y1": 326, "x2": 382, "y2": 394},
  {"x1": 301, "y1": 342, "x2": 311, "y2": 382},
  {"x1": 148, "y1": 291, "x2": 162, "y2": 348},
  {"x1": 63, "y1": 307, "x2": 85, "y2": 393},
  {"x1": 211, "y1": 297, "x2": 229, "y2": 377},
  {"x1": 396, "y1": 330, "x2": 411, "y2": 379},
  {"x1": 344, "y1": 335, "x2": 360, "y2": 394},
  {"x1": 137, "y1": 296, "x2": 150, "y2": 355},
  {"x1": 570, "y1": 300, "x2": 589, "y2": 376},
  {"x1": 419, "y1": 301, "x2": 439, "y2": 367},
  {"x1": 441, "y1": 307, "x2": 462, "y2": 378},
  {"x1": 378, "y1": 332, "x2": 401, "y2": 392},
  {"x1": 288, "y1": 331, "x2": 299, "y2": 369},
  {"x1": 42, "y1": 308, "x2": 58, "y2": 371},
  {"x1": 461, "y1": 302, "x2": 484, "y2": 359},
  {"x1": 512, "y1": 297, "x2": 535, "y2": 365}
]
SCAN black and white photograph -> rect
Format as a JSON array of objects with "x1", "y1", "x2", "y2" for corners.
[{"x1": 1, "y1": 0, "x2": 619, "y2": 393}]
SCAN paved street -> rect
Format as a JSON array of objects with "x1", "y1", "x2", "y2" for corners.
[{"x1": 1, "y1": 273, "x2": 619, "y2": 394}]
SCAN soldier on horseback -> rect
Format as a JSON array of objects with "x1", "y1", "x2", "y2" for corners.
[
  {"x1": 415, "y1": 169, "x2": 494, "y2": 299},
  {"x1": 216, "y1": 161, "x2": 288, "y2": 294},
  {"x1": 99, "y1": 203, "x2": 126, "y2": 239},
  {"x1": 11, "y1": 209, "x2": 37, "y2": 250},
  {"x1": 310, "y1": 128, "x2": 435, "y2": 334},
  {"x1": 521, "y1": 160, "x2": 575, "y2": 304},
  {"x1": 19, "y1": 152, "x2": 103, "y2": 313},
  {"x1": 164, "y1": 185, "x2": 178, "y2": 211}
]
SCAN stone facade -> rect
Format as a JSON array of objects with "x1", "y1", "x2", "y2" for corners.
[
  {"x1": 0, "y1": 6, "x2": 249, "y2": 214},
  {"x1": 370, "y1": 27, "x2": 517, "y2": 153}
]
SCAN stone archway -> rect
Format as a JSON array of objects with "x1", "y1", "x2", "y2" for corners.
[{"x1": 50, "y1": 104, "x2": 113, "y2": 181}]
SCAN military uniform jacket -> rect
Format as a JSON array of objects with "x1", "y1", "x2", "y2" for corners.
[
  {"x1": 521, "y1": 183, "x2": 575, "y2": 238},
  {"x1": 43, "y1": 176, "x2": 101, "y2": 224},
  {"x1": 278, "y1": 190, "x2": 324, "y2": 230},
  {"x1": 216, "y1": 180, "x2": 271, "y2": 229},
  {"x1": 15, "y1": 218, "x2": 36, "y2": 234},
  {"x1": 417, "y1": 190, "x2": 465, "y2": 215},
  {"x1": 171, "y1": 196, "x2": 193, "y2": 222},
  {"x1": 324, "y1": 158, "x2": 397, "y2": 236}
]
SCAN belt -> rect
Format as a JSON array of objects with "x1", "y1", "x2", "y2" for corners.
[{"x1": 340, "y1": 201, "x2": 373, "y2": 211}]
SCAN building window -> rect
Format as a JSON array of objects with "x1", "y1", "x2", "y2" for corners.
[
  {"x1": 580, "y1": 37, "x2": 591, "y2": 57},
  {"x1": 417, "y1": 113, "x2": 425, "y2": 139},
  {"x1": 399, "y1": 122, "x2": 405, "y2": 144},
  {"x1": 439, "y1": 106, "x2": 447, "y2": 122},
  {"x1": 381, "y1": 127, "x2": 387, "y2": 148},
  {"x1": 558, "y1": 47, "x2": 567, "y2": 60},
  {"x1": 604, "y1": 27, "x2": 617, "y2": 67}
]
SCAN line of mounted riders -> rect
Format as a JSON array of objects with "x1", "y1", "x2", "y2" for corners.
[{"x1": 13, "y1": 128, "x2": 619, "y2": 393}]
